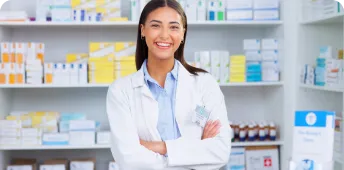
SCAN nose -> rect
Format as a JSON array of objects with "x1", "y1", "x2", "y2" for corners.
[{"x1": 160, "y1": 26, "x2": 169, "y2": 40}]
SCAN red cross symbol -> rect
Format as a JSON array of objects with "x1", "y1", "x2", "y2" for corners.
[{"x1": 264, "y1": 158, "x2": 272, "y2": 167}]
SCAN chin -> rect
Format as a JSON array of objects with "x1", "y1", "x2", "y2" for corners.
[{"x1": 152, "y1": 52, "x2": 175, "y2": 60}]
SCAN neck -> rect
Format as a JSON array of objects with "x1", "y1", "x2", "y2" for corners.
[{"x1": 146, "y1": 57, "x2": 175, "y2": 87}]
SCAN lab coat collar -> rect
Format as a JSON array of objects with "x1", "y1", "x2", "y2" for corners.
[{"x1": 132, "y1": 60, "x2": 192, "y2": 89}]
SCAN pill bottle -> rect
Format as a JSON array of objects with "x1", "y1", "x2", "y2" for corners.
[
  {"x1": 234, "y1": 121, "x2": 240, "y2": 139},
  {"x1": 247, "y1": 124, "x2": 255, "y2": 141},
  {"x1": 239, "y1": 123, "x2": 247, "y2": 142},
  {"x1": 264, "y1": 121, "x2": 269, "y2": 138},
  {"x1": 269, "y1": 122, "x2": 277, "y2": 141},
  {"x1": 258, "y1": 123, "x2": 266, "y2": 141},
  {"x1": 253, "y1": 121, "x2": 259, "y2": 139}
]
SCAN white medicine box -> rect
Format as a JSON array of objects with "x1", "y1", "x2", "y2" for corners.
[
  {"x1": 245, "y1": 146, "x2": 279, "y2": 170},
  {"x1": 226, "y1": 147, "x2": 245, "y2": 170}
]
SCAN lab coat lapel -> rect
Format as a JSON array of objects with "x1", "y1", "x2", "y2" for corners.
[
  {"x1": 132, "y1": 68, "x2": 161, "y2": 141},
  {"x1": 175, "y1": 63, "x2": 194, "y2": 136}
]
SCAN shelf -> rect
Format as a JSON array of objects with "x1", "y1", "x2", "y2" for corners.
[
  {"x1": 0, "y1": 20, "x2": 283, "y2": 28},
  {"x1": 300, "y1": 84, "x2": 344, "y2": 93},
  {"x1": 232, "y1": 140, "x2": 284, "y2": 147},
  {"x1": 0, "y1": 82, "x2": 283, "y2": 88},
  {"x1": 0, "y1": 141, "x2": 283, "y2": 150},
  {"x1": 0, "y1": 144, "x2": 110, "y2": 150},
  {"x1": 301, "y1": 13, "x2": 344, "y2": 25},
  {"x1": 220, "y1": 82, "x2": 283, "y2": 87}
]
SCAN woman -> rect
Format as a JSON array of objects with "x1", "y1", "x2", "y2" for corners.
[{"x1": 106, "y1": 0, "x2": 231, "y2": 169}]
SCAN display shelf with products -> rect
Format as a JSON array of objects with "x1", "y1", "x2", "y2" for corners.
[{"x1": 0, "y1": 0, "x2": 290, "y2": 170}]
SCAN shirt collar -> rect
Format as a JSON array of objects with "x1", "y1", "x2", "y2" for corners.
[{"x1": 142, "y1": 59, "x2": 179, "y2": 85}]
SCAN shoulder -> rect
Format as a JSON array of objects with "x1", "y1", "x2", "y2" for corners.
[
  {"x1": 107, "y1": 72, "x2": 138, "y2": 96},
  {"x1": 194, "y1": 72, "x2": 223, "y2": 98}
]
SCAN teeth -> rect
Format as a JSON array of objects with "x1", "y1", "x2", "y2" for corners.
[{"x1": 157, "y1": 43, "x2": 170, "y2": 47}]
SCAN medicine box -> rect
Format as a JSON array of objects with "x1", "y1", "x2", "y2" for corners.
[
  {"x1": 226, "y1": 0, "x2": 253, "y2": 10},
  {"x1": 262, "y1": 39, "x2": 278, "y2": 50},
  {"x1": 78, "y1": 63, "x2": 88, "y2": 84},
  {"x1": 244, "y1": 39, "x2": 261, "y2": 50},
  {"x1": 226, "y1": 10, "x2": 253, "y2": 21},
  {"x1": 0, "y1": 128, "x2": 21, "y2": 137},
  {"x1": 69, "y1": 120, "x2": 96, "y2": 131},
  {"x1": 21, "y1": 128, "x2": 43, "y2": 137},
  {"x1": 0, "y1": 120, "x2": 22, "y2": 129},
  {"x1": 69, "y1": 131, "x2": 95, "y2": 146},
  {"x1": 197, "y1": 0, "x2": 206, "y2": 21},
  {"x1": 292, "y1": 111, "x2": 335, "y2": 162},
  {"x1": 21, "y1": 136, "x2": 42, "y2": 146},
  {"x1": 254, "y1": 10, "x2": 279, "y2": 20},
  {"x1": 7, "y1": 165, "x2": 33, "y2": 170},
  {"x1": 39, "y1": 165, "x2": 66, "y2": 170},
  {"x1": 262, "y1": 50, "x2": 278, "y2": 61},
  {"x1": 185, "y1": 0, "x2": 197, "y2": 21},
  {"x1": 97, "y1": 131, "x2": 111, "y2": 144},
  {"x1": 245, "y1": 50, "x2": 262, "y2": 61},
  {"x1": 319, "y1": 46, "x2": 333, "y2": 58},
  {"x1": 42, "y1": 133, "x2": 69, "y2": 145},
  {"x1": 253, "y1": 0, "x2": 279, "y2": 10},
  {"x1": 226, "y1": 147, "x2": 245, "y2": 170},
  {"x1": 245, "y1": 146, "x2": 279, "y2": 170},
  {"x1": 70, "y1": 159, "x2": 95, "y2": 170},
  {"x1": 0, "y1": 137, "x2": 21, "y2": 145}
]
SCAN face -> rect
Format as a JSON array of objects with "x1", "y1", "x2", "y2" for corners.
[{"x1": 141, "y1": 7, "x2": 185, "y2": 61}]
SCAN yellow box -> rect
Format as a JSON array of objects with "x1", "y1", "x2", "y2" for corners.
[
  {"x1": 98, "y1": 8, "x2": 121, "y2": 20},
  {"x1": 89, "y1": 42, "x2": 115, "y2": 57},
  {"x1": 31, "y1": 115, "x2": 58, "y2": 131},
  {"x1": 105, "y1": 17, "x2": 129, "y2": 22},
  {"x1": 230, "y1": 55, "x2": 246, "y2": 61},
  {"x1": 66, "y1": 53, "x2": 89, "y2": 63},
  {"x1": 89, "y1": 77, "x2": 114, "y2": 84},
  {"x1": 114, "y1": 69, "x2": 136, "y2": 78},
  {"x1": 114, "y1": 42, "x2": 136, "y2": 58},
  {"x1": 6, "y1": 115, "x2": 32, "y2": 128},
  {"x1": 71, "y1": 0, "x2": 103, "y2": 9},
  {"x1": 230, "y1": 66, "x2": 245, "y2": 74},
  {"x1": 230, "y1": 74, "x2": 246, "y2": 82},
  {"x1": 114, "y1": 62, "x2": 136, "y2": 70},
  {"x1": 230, "y1": 78, "x2": 246, "y2": 82}
]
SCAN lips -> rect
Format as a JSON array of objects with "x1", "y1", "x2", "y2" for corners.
[{"x1": 155, "y1": 42, "x2": 172, "y2": 49}]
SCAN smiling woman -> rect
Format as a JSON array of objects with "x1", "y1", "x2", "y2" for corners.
[{"x1": 106, "y1": 0, "x2": 232, "y2": 169}]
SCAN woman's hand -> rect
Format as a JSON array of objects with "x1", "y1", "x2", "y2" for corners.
[
  {"x1": 202, "y1": 120, "x2": 221, "y2": 140},
  {"x1": 140, "y1": 140, "x2": 167, "y2": 155}
]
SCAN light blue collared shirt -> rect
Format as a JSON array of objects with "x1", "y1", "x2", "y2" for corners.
[{"x1": 142, "y1": 59, "x2": 181, "y2": 141}]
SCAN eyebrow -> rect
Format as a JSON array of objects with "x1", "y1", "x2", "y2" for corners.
[{"x1": 149, "y1": 20, "x2": 180, "y2": 25}]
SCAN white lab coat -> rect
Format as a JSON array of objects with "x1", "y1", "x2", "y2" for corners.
[{"x1": 106, "y1": 62, "x2": 232, "y2": 170}]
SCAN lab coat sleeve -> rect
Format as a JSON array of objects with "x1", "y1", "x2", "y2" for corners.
[
  {"x1": 165, "y1": 74, "x2": 232, "y2": 168},
  {"x1": 106, "y1": 82, "x2": 168, "y2": 170}
]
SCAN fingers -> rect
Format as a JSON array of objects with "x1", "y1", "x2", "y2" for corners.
[{"x1": 202, "y1": 120, "x2": 221, "y2": 140}]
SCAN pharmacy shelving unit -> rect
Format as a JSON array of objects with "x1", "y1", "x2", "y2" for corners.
[
  {"x1": 0, "y1": 0, "x2": 295, "y2": 170},
  {"x1": 298, "y1": 0, "x2": 344, "y2": 170}
]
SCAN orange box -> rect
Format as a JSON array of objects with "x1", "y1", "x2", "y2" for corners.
[
  {"x1": 16, "y1": 64, "x2": 25, "y2": 84},
  {"x1": 1, "y1": 43, "x2": 10, "y2": 63},
  {"x1": 15, "y1": 43, "x2": 27, "y2": 64},
  {"x1": 44, "y1": 63, "x2": 53, "y2": 84},
  {"x1": 8, "y1": 63, "x2": 16, "y2": 84},
  {"x1": 36, "y1": 43, "x2": 45, "y2": 64},
  {"x1": 0, "y1": 63, "x2": 6, "y2": 84},
  {"x1": 10, "y1": 43, "x2": 16, "y2": 63}
]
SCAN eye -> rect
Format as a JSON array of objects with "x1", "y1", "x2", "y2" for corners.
[
  {"x1": 151, "y1": 24, "x2": 159, "y2": 28},
  {"x1": 171, "y1": 26, "x2": 180, "y2": 30}
]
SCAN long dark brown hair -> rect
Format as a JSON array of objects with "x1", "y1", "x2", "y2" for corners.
[{"x1": 135, "y1": 0, "x2": 207, "y2": 75}]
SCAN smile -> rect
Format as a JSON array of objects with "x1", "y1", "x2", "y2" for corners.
[{"x1": 155, "y1": 42, "x2": 172, "y2": 49}]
